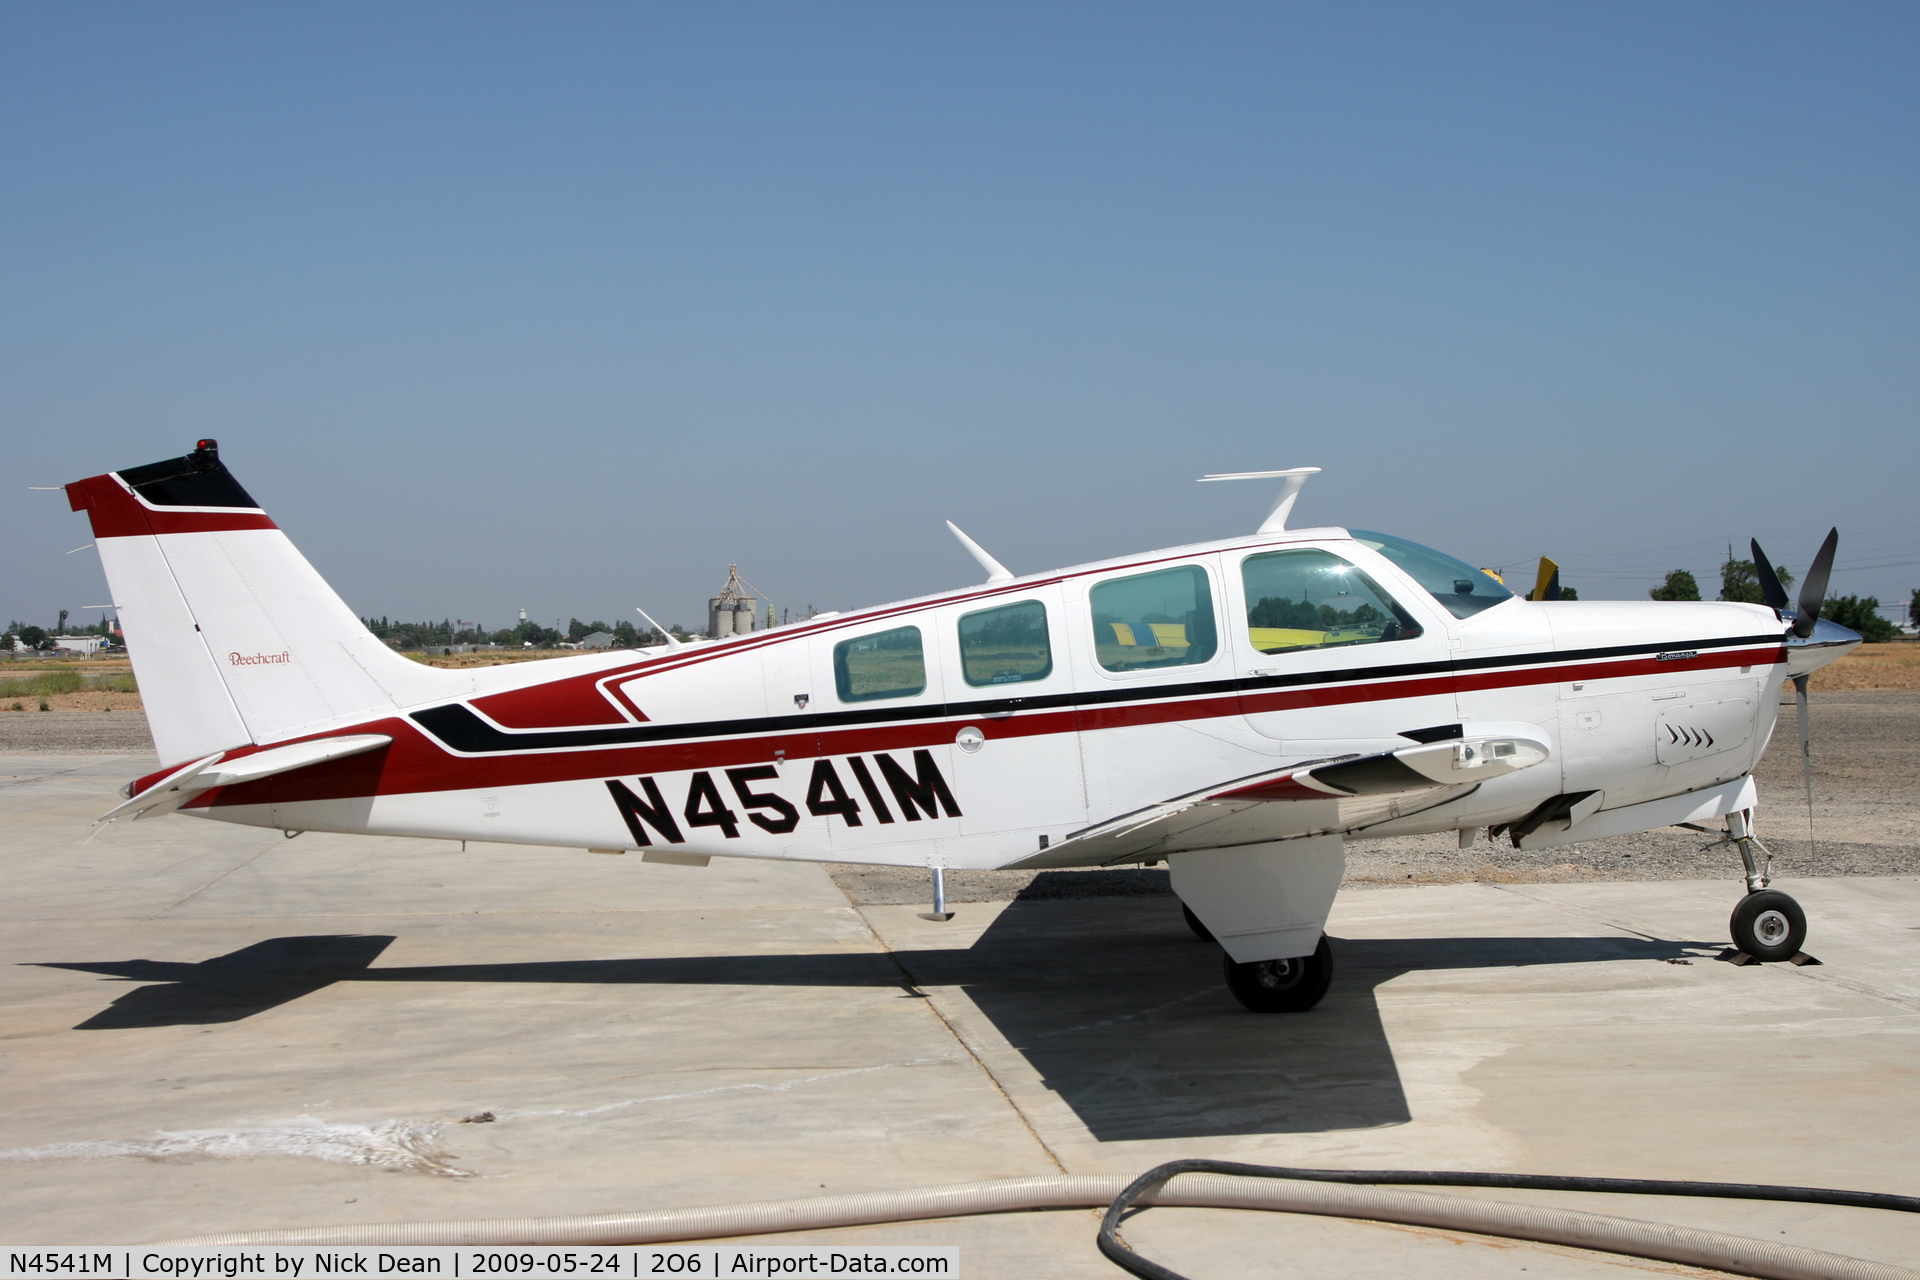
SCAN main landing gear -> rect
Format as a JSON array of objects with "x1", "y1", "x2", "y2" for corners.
[
  {"x1": 1222, "y1": 935, "x2": 1336, "y2": 1013},
  {"x1": 1717, "y1": 809, "x2": 1809, "y2": 963},
  {"x1": 1180, "y1": 897, "x2": 1333, "y2": 1012}
]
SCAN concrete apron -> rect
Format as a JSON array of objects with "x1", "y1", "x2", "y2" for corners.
[{"x1": 2, "y1": 752, "x2": 1917, "y2": 1277}]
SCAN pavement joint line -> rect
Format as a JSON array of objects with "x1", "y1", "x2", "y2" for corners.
[
  {"x1": 834, "y1": 891, "x2": 1071, "y2": 1176},
  {"x1": 496, "y1": 1055, "x2": 965, "y2": 1122},
  {"x1": 999, "y1": 982, "x2": 1229, "y2": 1051},
  {"x1": 145, "y1": 838, "x2": 283, "y2": 920},
  {"x1": 0, "y1": 768, "x2": 95, "y2": 790}
]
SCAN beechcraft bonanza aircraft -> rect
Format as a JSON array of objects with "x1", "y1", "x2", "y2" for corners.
[{"x1": 67, "y1": 442, "x2": 1864, "y2": 1011}]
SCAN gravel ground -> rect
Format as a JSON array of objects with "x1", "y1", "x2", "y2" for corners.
[
  {"x1": 5, "y1": 693, "x2": 1911, "y2": 899},
  {"x1": 0, "y1": 709, "x2": 156, "y2": 753}
]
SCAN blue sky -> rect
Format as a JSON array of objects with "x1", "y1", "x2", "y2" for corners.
[{"x1": 5, "y1": 1, "x2": 1915, "y2": 633}]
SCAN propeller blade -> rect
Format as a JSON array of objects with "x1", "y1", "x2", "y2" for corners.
[
  {"x1": 1531, "y1": 556, "x2": 1561, "y2": 602},
  {"x1": 1750, "y1": 539, "x2": 1790, "y2": 612},
  {"x1": 1794, "y1": 672, "x2": 1815, "y2": 861},
  {"x1": 1793, "y1": 528, "x2": 1839, "y2": 639}
]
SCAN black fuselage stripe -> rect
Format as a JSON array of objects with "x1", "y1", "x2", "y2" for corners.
[{"x1": 410, "y1": 633, "x2": 1783, "y2": 755}]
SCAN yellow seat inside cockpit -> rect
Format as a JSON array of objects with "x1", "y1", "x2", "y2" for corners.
[
  {"x1": 1146, "y1": 623, "x2": 1189, "y2": 648},
  {"x1": 1248, "y1": 627, "x2": 1328, "y2": 649}
]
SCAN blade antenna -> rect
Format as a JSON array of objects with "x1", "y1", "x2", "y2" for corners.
[
  {"x1": 1198, "y1": 468, "x2": 1322, "y2": 533},
  {"x1": 635, "y1": 607, "x2": 682, "y2": 650},
  {"x1": 945, "y1": 522, "x2": 1013, "y2": 584}
]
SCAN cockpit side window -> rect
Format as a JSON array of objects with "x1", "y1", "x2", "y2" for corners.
[
  {"x1": 1089, "y1": 564, "x2": 1218, "y2": 672},
  {"x1": 1350, "y1": 530, "x2": 1515, "y2": 620},
  {"x1": 1241, "y1": 549, "x2": 1421, "y2": 655},
  {"x1": 833, "y1": 626, "x2": 927, "y2": 702}
]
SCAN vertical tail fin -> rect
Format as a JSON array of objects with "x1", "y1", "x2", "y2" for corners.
[{"x1": 66, "y1": 440, "x2": 457, "y2": 764}]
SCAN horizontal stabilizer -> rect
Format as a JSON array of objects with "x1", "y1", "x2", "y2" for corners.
[
  {"x1": 1007, "y1": 725, "x2": 1549, "y2": 869},
  {"x1": 102, "y1": 734, "x2": 392, "y2": 823}
]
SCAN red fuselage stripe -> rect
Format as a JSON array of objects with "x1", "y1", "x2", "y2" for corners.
[{"x1": 187, "y1": 642, "x2": 1783, "y2": 809}]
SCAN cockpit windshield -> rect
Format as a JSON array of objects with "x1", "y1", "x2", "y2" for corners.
[{"x1": 1350, "y1": 530, "x2": 1515, "y2": 620}]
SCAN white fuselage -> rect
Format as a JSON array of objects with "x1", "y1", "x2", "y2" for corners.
[{"x1": 182, "y1": 527, "x2": 1789, "y2": 872}]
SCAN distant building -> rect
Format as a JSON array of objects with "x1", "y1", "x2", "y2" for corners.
[
  {"x1": 51, "y1": 635, "x2": 104, "y2": 657},
  {"x1": 423, "y1": 644, "x2": 475, "y2": 656},
  {"x1": 579, "y1": 631, "x2": 615, "y2": 650}
]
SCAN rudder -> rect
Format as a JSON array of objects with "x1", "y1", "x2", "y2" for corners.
[{"x1": 67, "y1": 440, "x2": 458, "y2": 764}]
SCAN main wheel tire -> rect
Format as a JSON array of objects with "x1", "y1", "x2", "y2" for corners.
[
  {"x1": 1223, "y1": 935, "x2": 1334, "y2": 1012},
  {"x1": 1182, "y1": 903, "x2": 1215, "y2": 942},
  {"x1": 1730, "y1": 889, "x2": 1806, "y2": 962}
]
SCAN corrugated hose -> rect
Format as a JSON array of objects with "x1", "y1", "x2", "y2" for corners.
[{"x1": 165, "y1": 1162, "x2": 1920, "y2": 1280}]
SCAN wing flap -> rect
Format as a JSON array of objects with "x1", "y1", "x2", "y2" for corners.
[{"x1": 1007, "y1": 724, "x2": 1549, "y2": 869}]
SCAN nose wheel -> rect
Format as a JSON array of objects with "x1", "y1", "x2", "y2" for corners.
[{"x1": 1730, "y1": 889, "x2": 1806, "y2": 963}]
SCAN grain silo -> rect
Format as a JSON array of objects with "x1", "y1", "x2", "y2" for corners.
[{"x1": 709, "y1": 564, "x2": 757, "y2": 638}]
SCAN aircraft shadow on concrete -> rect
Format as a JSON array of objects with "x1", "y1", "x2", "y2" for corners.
[{"x1": 33, "y1": 901, "x2": 1715, "y2": 1142}]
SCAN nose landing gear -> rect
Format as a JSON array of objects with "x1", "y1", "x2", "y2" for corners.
[
  {"x1": 1712, "y1": 809, "x2": 1810, "y2": 963},
  {"x1": 1730, "y1": 889, "x2": 1807, "y2": 963}
]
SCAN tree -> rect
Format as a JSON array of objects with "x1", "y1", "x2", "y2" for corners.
[
  {"x1": 1910, "y1": 588, "x2": 1919, "y2": 630},
  {"x1": 1650, "y1": 570, "x2": 1701, "y2": 601},
  {"x1": 1822, "y1": 595, "x2": 1896, "y2": 643},
  {"x1": 18, "y1": 625, "x2": 47, "y2": 649},
  {"x1": 1558, "y1": 586, "x2": 1578, "y2": 600},
  {"x1": 1720, "y1": 553, "x2": 1792, "y2": 603},
  {"x1": 1719, "y1": 557, "x2": 1761, "y2": 603}
]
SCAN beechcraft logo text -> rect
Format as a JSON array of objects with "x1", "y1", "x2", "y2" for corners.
[{"x1": 228, "y1": 650, "x2": 292, "y2": 666}]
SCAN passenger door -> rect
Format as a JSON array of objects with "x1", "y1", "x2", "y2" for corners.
[
  {"x1": 940, "y1": 585, "x2": 1088, "y2": 843},
  {"x1": 806, "y1": 620, "x2": 959, "y2": 860}
]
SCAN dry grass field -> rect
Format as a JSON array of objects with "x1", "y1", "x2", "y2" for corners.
[
  {"x1": 411, "y1": 648, "x2": 585, "y2": 669},
  {"x1": 1809, "y1": 642, "x2": 1920, "y2": 690}
]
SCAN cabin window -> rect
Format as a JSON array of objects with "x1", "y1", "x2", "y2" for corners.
[
  {"x1": 1351, "y1": 529, "x2": 1514, "y2": 620},
  {"x1": 1090, "y1": 564, "x2": 1218, "y2": 672},
  {"x1": 834, "y1": 626, "x2": 927, "y2": 702},
  {"x1": 958, "y1": 600, "x2": 1052, "y2": 687},
  {"x1": 1241, "y1": 549, "x2": 1421, "y2": 655}
]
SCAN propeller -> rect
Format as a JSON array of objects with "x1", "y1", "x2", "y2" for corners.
[
  {"x1": 1749, "y1": 527, "x2": 1842, "y2": 862},
  {"x1": 1530, "y1": 556, "x2": 1562, "y2": 602}
]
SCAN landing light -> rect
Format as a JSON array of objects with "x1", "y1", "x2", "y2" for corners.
[{"x1": 1455, "y1": 740, "x2": 1520, "y2": 769}]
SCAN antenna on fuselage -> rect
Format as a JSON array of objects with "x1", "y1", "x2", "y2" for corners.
[
  {"x1": 1198, "y1": 468, "x2": 1322, "y2": 533},
  {"x1": 945, "y1": 521, "x2": 1014, "y2": 584},
  {"x1": 635, "y1": 606, "x2": 683, "y2": 650}
]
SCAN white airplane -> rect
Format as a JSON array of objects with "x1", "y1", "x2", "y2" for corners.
[{"x1": 65, "y1": 442, "x2": 1863, "y2": 1012}]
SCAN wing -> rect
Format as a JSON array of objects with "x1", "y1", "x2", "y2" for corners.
[{"x1": 1006, "y1": 724, "x2": 1550, "y2": 869}]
